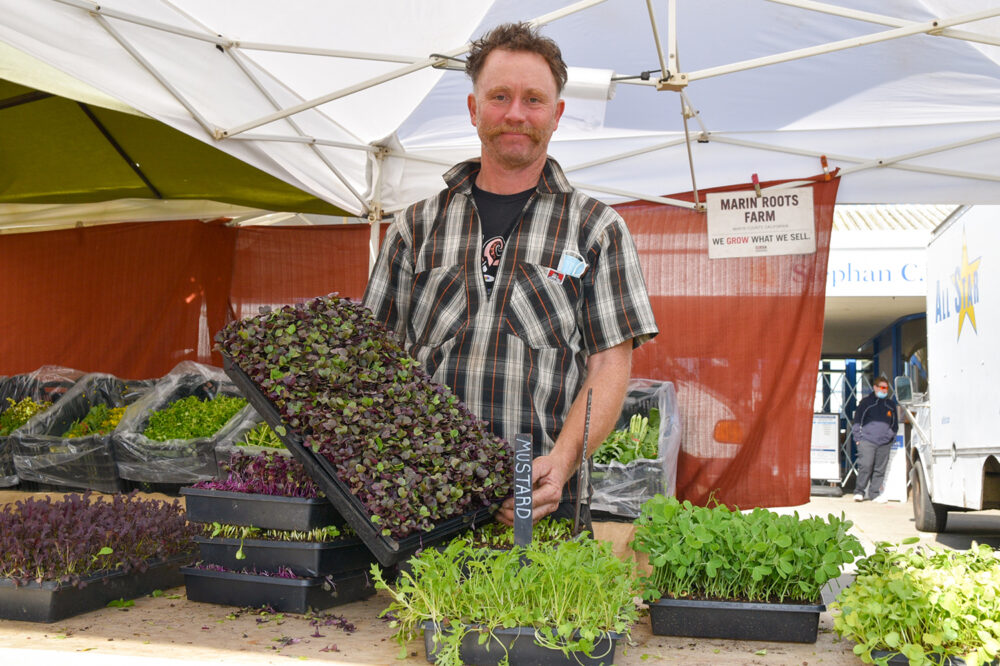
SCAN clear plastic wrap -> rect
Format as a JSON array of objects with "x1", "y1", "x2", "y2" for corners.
[
  {"x1": 112, "y1": 361, "x2": 258, "y2": 484},
  {"x1": 0, "y1": 365, "x2": 84, "y2": 487},
  {"x1": 591, "y1": 379, "x2": 682, "y2": 520},
  {"x1": 11, "y1": 373, "x2": 129, "y2": 493}
]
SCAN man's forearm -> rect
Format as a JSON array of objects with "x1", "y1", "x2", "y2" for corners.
[{"x1": 549, "y1": 339, "x2": 633, "y2": 476}]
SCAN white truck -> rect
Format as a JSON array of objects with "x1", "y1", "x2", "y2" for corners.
[{"x1": 897, "y1": 205, "x2": 1000, "y2": 532}]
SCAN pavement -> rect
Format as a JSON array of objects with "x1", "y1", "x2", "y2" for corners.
[{"x1": 1, "y1": 491, "x2": 998, "y2": 666}]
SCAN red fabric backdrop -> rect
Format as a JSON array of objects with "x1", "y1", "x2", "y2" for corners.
[
  {"x1": 0, "y1": 176, "x2": 836, "y2": 507},
  {"x1": 616, "y1": 175, "x2": 838, "y2": 507}
]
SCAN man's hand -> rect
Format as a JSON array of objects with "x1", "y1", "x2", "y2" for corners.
[{"x1": 496, "y1": 454, "x2": 571, "y2": 525}]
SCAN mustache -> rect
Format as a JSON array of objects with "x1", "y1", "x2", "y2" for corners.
[{"x1": 485, "y1": 124, "x2": 542, "y2": 143}]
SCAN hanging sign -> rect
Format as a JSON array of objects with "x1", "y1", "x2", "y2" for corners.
[{"x1": 706, "y1": 188, "x2": 816, "y2": 259}]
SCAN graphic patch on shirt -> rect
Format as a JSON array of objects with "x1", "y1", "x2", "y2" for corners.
[
  {"x1": 546, "y1": 268, "x2": 565, "y2": 284},
  {"x1": 482, "y1": 235, "x2": 505, "y2": 284}
]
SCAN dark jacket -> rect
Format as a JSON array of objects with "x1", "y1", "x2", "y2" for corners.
[{"x1": 852, "y1": 393, "x2": 898, "y2": 446}]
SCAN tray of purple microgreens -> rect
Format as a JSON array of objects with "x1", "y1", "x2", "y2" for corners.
[{"x1": 214, "y1": 293, "x2": 512, "y2": 566}]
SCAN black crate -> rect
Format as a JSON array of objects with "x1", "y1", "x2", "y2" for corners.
[
  {"x1": 12, "y1": 436, "x2": 120, "y2": 494},
  {"x1": 195, "y1": 534, "x2": 375, "y2": 577},
  {"x1": 182, "y1": 566, "x2": 374, "y2": 613},
  {"x1": 181, "y1": 487, "x2": 343, "y2": 530},
  {"x1": 221, "y1": 355, "x2": 497, "y2": 567},
  {"x1": 649, "y1": 597, "x2": 824, "y2": 643},
  {"x1": 0, "y1": 554, "x2": 190, "y2": 623},
  {"x1": 422, "y1": 622, "x2": 622, "y2": 665}
]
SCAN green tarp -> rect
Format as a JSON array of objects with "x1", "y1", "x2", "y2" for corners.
[{"x1": 0, "y1": 78, "x2": 345, "y2": 216}]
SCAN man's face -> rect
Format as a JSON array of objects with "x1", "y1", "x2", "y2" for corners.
[{"x1": 468, "y1": 49, "x2": 565, "y2": 171}]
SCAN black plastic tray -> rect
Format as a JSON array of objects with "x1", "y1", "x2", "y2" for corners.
[
  {"x1": 195, "y1": 535, "x2": 376, "y2": 577},
  {"x1": 181, "y1": 486, "x2": 342, "y2": 531},
  {"x1": 182, "y1": 566, "x2": 374, "y2": 613},
  {"x1": 422, "y1": 622, "x2": 621, "y2": 665},
  {"x1": 0, "y1": 554, "x2": 191, "y2": 623},
  {"x1": 649, "y1": 597, "x2": 824, "y2": 643},
  {"x1": 221, "y1": 355, "x2": 497, "y2": 567},
  {"x1": 869, "y1": 649, "x2": 996, "y2": 665}
]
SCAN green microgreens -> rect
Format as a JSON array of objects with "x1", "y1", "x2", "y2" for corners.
[
  {"x1": 832, "y1": 540, "x2": 1000, "y2": 666},
  {"x1": 631, "y1": 495, "x2": 863, "y2": 604},
  {"x1": 593, "y1": 409, "x2": 660, "y2": 464},
  {"x1": 142, "y1": 395, "x2": 247, "y2": 441},
  {"x1": 373, "y1": 537, "x2": 638, "y2": 666}
]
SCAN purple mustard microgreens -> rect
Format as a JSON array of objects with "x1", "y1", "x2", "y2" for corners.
[
  {"x1": 0, "y1": 492, "x2": 198, "y2": 588},
  {"x1": 192, "y1": 562, "x2": 300, "y2": 579},
  {"x1": 310, "y1": 612, "x2": 356, "y2": 634},
  {"x1": 214, "y1": 294, "x2": 513, "y2": 539},
  {"x1": 192, "y1": 450, "x2": 323, "y2": 499}
]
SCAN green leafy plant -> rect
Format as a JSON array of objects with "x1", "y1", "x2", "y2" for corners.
[
  {"x1": 373, "y1": 537, "x2": 638, "y2": 666},
  {"x1": 64, "y1": 403, "x2": 126, "y2": 438},
  {"x1": 832, "y1": 540, "x2": 1000, "y2": 666},
  {"x1": 631, "y1": 495, "x2": 863, "y2": 604},
  {"x1": 206, "y1": 522, "x2": 347, "y2": 543},
  {"x1": 459, "y1": 517, "x2": 575, "y2": 550},
  {"x1": 0, "y1": 397, "x2": 51, "y2": 436},
  {"x1": 593, "y1": 409, "x2": 660, "y2": 464},
  {"x1": 142, "y1": 395, "x2": 247, "y2": 441},
  {"x1": 239, "y1": 422, "x2": 285, "y2": 449}
]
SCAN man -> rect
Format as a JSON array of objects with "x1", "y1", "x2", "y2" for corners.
[
  {"x1": 851, "y1": 377, "x2": 899, "y2": 502},
  {"x1": 363, "y1": 22, "x2": 658, "y2": 527}
]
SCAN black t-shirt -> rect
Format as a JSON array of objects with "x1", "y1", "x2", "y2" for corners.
[{"x1": 473, "y1": 183, "x2": 534, "y2": 297}]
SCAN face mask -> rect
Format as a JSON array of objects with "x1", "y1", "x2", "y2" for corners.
[{"x1": 875, "y1": 389, "x2": 888, "y2": 399}]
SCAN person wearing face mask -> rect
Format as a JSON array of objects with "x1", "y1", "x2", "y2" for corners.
[{"x1": 851, "y1": 377, "x2": 899, "y2": 502}]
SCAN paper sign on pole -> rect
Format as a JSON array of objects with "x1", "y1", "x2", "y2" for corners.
[{"x1": 706, "y1": 188, "x2": 816, "y2": 259}]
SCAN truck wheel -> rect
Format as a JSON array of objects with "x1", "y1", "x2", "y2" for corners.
[{"x1": 912, "y1": 464, "x2": 947, "y2": 532}]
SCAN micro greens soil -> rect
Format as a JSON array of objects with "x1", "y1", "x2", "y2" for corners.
[
  {"x1": 214, "y1": 293, "x2": 512, "y2": 539},
  {"x1": 194, "y1": 450, "x2": 324, "y2": 499},
  {"x1": 142, "y1": 395, "x2": 248, "y2": 441},
  {"x1": 0, "y1": 397, "x2": 51, "y2": 436},
  {"x1": 833, "y1": 540, "x2": 1000, "y2": 666},
  {"x1": 64, "y1": 403, "x2": 125, "y2": 438},
  {"x1": 632, "y1": 495, "x2": 864, "y2": 604},
  {"x1": 0, "y1": 492, "x2": 198, "y2": 587},
  {"x1": 373, "y1": 536, "x2": 638, "y2": 666},
  {"x1": 593, "y1": 410, "x2": 660, "y2": 465}
]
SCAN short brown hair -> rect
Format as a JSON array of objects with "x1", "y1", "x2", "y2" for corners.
[{"x1": 465, "y1": 22, "x2": 568, "y2": 95}]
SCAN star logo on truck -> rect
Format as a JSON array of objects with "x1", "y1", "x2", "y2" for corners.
[{"x1": 953, "y1": 229, "x2": 981, "y2": 340}]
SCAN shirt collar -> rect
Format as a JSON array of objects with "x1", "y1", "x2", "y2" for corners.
[{"x1": 443, "y1": 157, "x2": 574, "y2": 196}]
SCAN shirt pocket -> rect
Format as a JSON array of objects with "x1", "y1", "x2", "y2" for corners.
[
  {"x1": 408, "y1": 263, "x2": 468, "y2": 349},
  {"x1": 503, "y1": 261, "x2": 583, "y2": 350}
]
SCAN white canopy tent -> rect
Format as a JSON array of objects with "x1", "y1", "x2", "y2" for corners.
[{"x1": 2, "y1": 0, "x2": 1000, "y2": 224}]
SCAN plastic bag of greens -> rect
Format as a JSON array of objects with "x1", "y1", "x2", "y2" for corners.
[
  {"x1": 0, "y1": 365, "x2": 84, "y2": 487},
  {"x1": 590, "y1": 379, "x2": 681, "y2": 520},
  {"x1": 113, "y1": 361, "x2": 256, "y2": 486},
  {"x1": 12, "y1": 373, "x2": 132, "y2": 493}
]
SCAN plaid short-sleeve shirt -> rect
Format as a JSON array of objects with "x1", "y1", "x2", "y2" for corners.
[{"x1": 363, "y1": 158, "x2": 658, "y2": 453}]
